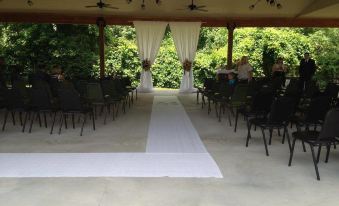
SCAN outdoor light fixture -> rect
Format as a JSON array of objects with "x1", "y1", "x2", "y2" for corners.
[
  {"x1": 27, "y1": 0, "x2": 33, "y2": 6},
  {"x1": 249, "y1": 0, "x2": 282, "y2": 10}
]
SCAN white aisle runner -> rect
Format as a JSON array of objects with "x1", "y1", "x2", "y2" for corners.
[
  {"x1": 147, "y1": 96, "x2": 207, "y2": 153},
  {"x1": 0, "y1": 96, "x2": 222, "y2": 178}
]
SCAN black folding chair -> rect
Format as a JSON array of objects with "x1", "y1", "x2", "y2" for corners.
[
  {"x1": 57, "y1": 87, "x2": 95, "y2": 136},
  {"x1": 25, "y1": 86, "x2": 58, "y2": 134},
  {"x1": 235, "y1": 88, "x2": 274, "y2": 132},
  {"x1": 289, "y1": 108, "x2": 339, "y2": 180},
  {"x1": 246, "y1": 97, "x2": 296, "y2": 156}
]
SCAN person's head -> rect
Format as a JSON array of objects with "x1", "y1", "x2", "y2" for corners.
[
  {"x1": 240, "y1": 56, "x2": 249, "y2": 65},
  {"x1": 304, "y1": 52, "x2": 310, "y2": 60},
  {"x1": 276, "y1": 57, "x2": 284, "y2": 64}
]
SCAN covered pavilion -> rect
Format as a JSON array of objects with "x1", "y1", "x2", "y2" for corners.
[{"x1": 1, "y1": 1, "x2": 339, "y2": 206}]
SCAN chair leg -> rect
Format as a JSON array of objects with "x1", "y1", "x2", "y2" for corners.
[
  {"x1": 268, "y1": 129, "x2": 273, "y2": 145},
  {"x1": 234, "y1": 109, "x2": 239, "y2": 132},
  {"x1": 29, "y1": 112, "x2": 36, "y2": 133},
  {"x1": 104, "y1": 105, "x2": 108, "y2": 124},
  {"x1": 50, "y1": 112, "x2": 57, "y2": 134},
  {"x1": 325, "y1": 144, "x2": 331, "y2": 163},
  {"x1": 261, "y1": 127, "x2": 269, "y2": 156},
  {"x1": 11, "y1": 111, "x2": 16, "y2": 125},
  {"x1": 282, "y1": 128, "x2": 286, "y2": 144},
  {"x1": 64, "y1": 114, "x2": 68, "y2": 129},
  {"x1": 2, "y1": 110, "x2": 9, "y2": 131},
  {"x1": 22, "y1": 111, "x2": 29, "y2": 132},
  {"x1": 43, "y1": 112, "x2": 48, "y2": 128},
  {"x1": 310, "y1": 145, "x2": 321, "y2": 180},
  {"x1": 80, "y1": 114, "x2": 87, "y2": 136},
  {"x1": 72, "y1": 114, "x2": 75, "y2": 129},
  {"x1": 302, "y1": 141, "x2": 307, "y2": 152},
  {"x1": 317, "y1": 144, "x2": 322, "y2": 163},
  {"x1": 112, "y1": 103, "x2": 115, "y2": 121},
  {"x1": 284, "y1": 127, "x2": 292, "y2": 152},
  {"x1": 19, "y1": 112, "x2": 23, "y2": 126},
  {"x1": 218, "y1": 103, "x2": 222, "y2": 122},
  {"x1": 37, "y1": 112, "x2": 42, "y2": 127},
  {"x1": 58, "y1": 113, "x2": 64, "y2": 135},
  {"x1": 246, "y1": 120, "x2": 252, "y2": 147},
  {"x1": 227, "y1": 107, "x2": 232, "y2": 126},
  {"x1": 288, "y1": 138, "x2": 297, "y2": 166},
  {"x1": 92, "y1": 111, "x2": 96, "y2": 131}
]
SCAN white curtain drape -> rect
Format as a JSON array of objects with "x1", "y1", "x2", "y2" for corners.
[
  {"x1": 169, "y1": 22, "x2": 201, "y2": 93},
  {"x1": 134, "y1": 21, "x2": 167, "y2": 93}
]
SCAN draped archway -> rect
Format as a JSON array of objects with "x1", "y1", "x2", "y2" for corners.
[{"x1": 133, "y1": 21, "x2": 201, "y2": 93}]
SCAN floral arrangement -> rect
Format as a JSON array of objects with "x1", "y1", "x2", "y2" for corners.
[
  {"x1": 183, "y1": 59, "x2": 192, "y2": 72},
  {"x1": 142, "y1": 59, "x2": 151, "y2": 71}
]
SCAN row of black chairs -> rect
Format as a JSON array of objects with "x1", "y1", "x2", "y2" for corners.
[
  {"x1": 198, "y1": 77, "x2": 339, "y2": 180},
  {"x1": 0, "y1": 77, "x2": 137, "y2": 136}
]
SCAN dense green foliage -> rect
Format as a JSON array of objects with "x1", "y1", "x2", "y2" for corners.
[{"x1": 0, "y1": 23, "x2": 338, "y2": 88}]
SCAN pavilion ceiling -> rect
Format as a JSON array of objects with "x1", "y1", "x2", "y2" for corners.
[{"x1": 0, "y1": 0, "x2": 339, "y2": 27}]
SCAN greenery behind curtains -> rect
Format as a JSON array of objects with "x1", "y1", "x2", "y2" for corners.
[{"x1": 0, "y1": 24, "x2": 338, "y2": 88}]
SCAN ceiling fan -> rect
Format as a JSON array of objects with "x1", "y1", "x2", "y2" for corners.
[
  {"x1": 85, "y1": 0, "x2": 119, "y2": 9},
  {"x1": 178, "y1": 0, "x2": 208, "y2": 12}
]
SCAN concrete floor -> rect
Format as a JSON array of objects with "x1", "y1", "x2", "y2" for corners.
[{"x1": 1, "y1": 89, "x2": 339, "y2": 206}]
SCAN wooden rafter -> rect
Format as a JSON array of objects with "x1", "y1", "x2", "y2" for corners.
[{"x1": 0, "y1": 12, "x2": 339, "y2": 27}]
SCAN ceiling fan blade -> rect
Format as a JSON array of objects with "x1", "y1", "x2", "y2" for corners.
[
  {"x1": 176, "y1": 8, "x2": 188, "y2": 10},
  {"x1": 85, "y1": 5, "x2": 98, "y2": 8},
  {"x1": 196, "y1": 8, "x2": 208, "y2": 12},
  {"x1": 105, "y1": 6, "x2": 119, "y2": 9},
  {"x1": 196, "y1": 5, "x2": 206, "y2": 9}
]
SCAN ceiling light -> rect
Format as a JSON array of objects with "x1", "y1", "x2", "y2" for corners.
[
  {"x1": 27, "y1": 0, "x2": 33, "y2": 6},
  {"x1": 250, "y1": 0, "x2": 282, "y2": 10}
]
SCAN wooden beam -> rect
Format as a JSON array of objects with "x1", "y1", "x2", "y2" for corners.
[
  {"x1": 0, "y1": 12, "x2": 339, "y2": 27},
  {"x1": 296, "y1": 0, "x2": 339, "y2": 18},
  {"x1": 97, "y1": 17, "x2": 106, "y2": 78},
  {"x1": 226, "y1": 24, "x2": 236, "y2": 70}
]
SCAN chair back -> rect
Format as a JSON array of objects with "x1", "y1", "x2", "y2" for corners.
[
  {"x1": 204, "y1": 78, "x2": 215, "y2": 91},
  {"x1": 304, "y1": 80, "x2": 319, "y2": 98},
  {"x1": 230, "y1": 84, "x2": 248, "y2": 105},
  {"x1": 305, "y1": 95, "x2": 332, "y2": 123},
  {"x1": 122, "y1": 77, "x2": 132, "y2": 87},
  {"x1": 251, "y1": 89, "x2": 274, "y2": 113},
  {"x1": 57, "y1": 87, "x2": 82, "y2": 111},
  {"x1": 86, "y1": 83, "x2": 104, "y2": 102},
  {"x1": 30, "y1": 87, "x2": 52, "y2": 110},
  {"x1": 216, "y1": 82, "x2": 232, "y2": 98},
  {"x1": 323, "y1": 83, "x2": 339, "y2": 101},
  {"x1": 12, "y1": 79, "x2": 29, "y2": 100},
  {"x1": 285, "y1": 79, "x2": 302, "y2": 98},
  {"x1": 101, "y1": 79, "x2": 119, "y2": 98},
  {"x1": 268, "y1": 97, "x2": 295, "y2": 124},
  {"x1": 317, "y1": 108, "x2": 339, "y2": 141},
  {"x1": 74, "y1": 80, "x2": 88, "y2": 98},
  {"x1": 6, "y1": 88, "x2": 26, "y2": 109},
  {"x1": 113, "y1": 79, "x2": 125, "y2": 94}
]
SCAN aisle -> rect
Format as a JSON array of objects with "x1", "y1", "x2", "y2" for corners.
[
  {"x1": 0, "y1": 95, "x2": 222, "y2": 178},
  {"x1": 146, "y1": 96, "x2": 207, "y2": 153}
]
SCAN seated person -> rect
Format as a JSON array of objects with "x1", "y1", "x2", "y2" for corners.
[
  {"x1": 227, "y1": 72, "x2": 237, "y2": 87},
  {"x1": 216, "y1": 65, "x2": 227, "y2": 81}
]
